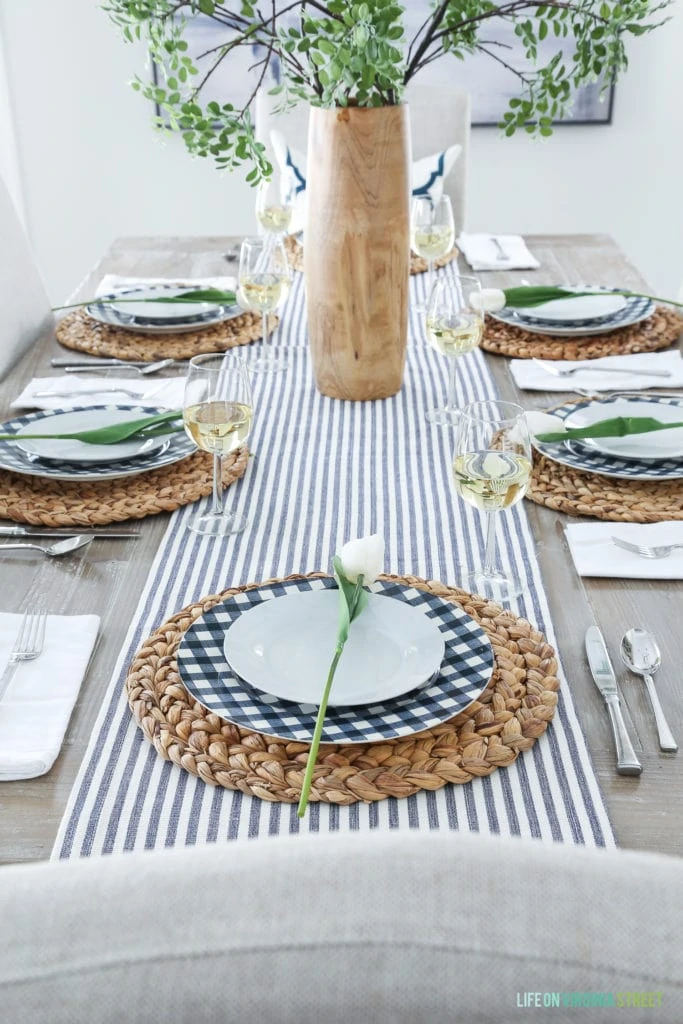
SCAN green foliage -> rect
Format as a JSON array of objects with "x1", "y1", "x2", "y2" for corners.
[{"x1": 102, "y1": 0, "x2": 671, "y2": 180}]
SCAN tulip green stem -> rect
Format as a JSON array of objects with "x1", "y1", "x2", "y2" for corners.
[{"x1": 297, "y1": 575, "x2": 365, "y2": 817}]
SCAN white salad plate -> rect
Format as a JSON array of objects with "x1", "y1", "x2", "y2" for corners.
[
  {"x1": 86, "y1": 284, "x2": 241, "y2": 335},
  {"x1": 490, "y1": 288, "x2": 655, "y2": 338},
  {"x1": 565, "y1": 398, "x2": 683, "y2": 462},
  {"x1": 0, "y1": 405, "x2": 195, "y2": 481},
  {"x1": 14, "y1": 408, "x2": 169, "y2": 464},
  {"x1": 223, "y1": 589, "x2": 446, "y2": 706},
  {"x1": 512, "y1": 291, "x2": 627, "y2": 323}
]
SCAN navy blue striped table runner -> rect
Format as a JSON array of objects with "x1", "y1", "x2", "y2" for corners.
[{"x1": 53, "y1": 268, "x2": 614, "y2": 857}]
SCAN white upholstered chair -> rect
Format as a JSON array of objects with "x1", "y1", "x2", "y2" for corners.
[
  {"x1": 255, "y1": 85, "x2": 471, "y2": 235},
  {"x1": 0, "y1": 174, "x2": 53, "y2": 380},
  {"x1": 0, "y1": 830, "x2": 681, "y2": 1023}
]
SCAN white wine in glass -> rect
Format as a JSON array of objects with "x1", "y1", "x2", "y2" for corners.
[
  {"x1": 183, "y1": 354, "x2": 253, "y2": 537},
  {"x1": 238, "y1": 236, "x2": 291, "y2": 373},
  {"x1": 452, "y1": 401, "x2": 531, "y2": 603},
  {"x1": 410, "y1": 195, "x2": 455, "y2": 312},
  {"x1": 425, "y1": 275, "x2": 483, "y2": 426},
  {"x1": 255, "y1": 171, "x2": 295, "y2": 236}
]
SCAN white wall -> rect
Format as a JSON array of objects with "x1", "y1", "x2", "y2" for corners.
[{"x1": 1, "y1": 0, "x2": 682, "y2": 303}]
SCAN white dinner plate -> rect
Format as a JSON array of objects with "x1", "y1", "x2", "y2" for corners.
[
  {"x1": 14, "y1": 408, "x2": 169, "y2": 464},
  {"x1": 490, "y1": 289, "x2": 655, "y2": 338},
  {"x1": 86, "y1": 284, "x2": 241, "y2": 335},
  {"x1": 514, "y1": 292, "x2": 627, "y2": 323},
  {"x1": 565, "y1": 398, "x2": 683, "y2": 461},
  {"x1": 223, "y1": 589, "x2": 445, "y2": 706}
]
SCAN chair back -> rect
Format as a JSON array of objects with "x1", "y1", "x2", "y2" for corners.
[
  {"x1": 0, "y1": 176, "x2": 53, "y2": 380},
  {"x1": 255, "y1": 85, "x2": 471, "y2": 233}
]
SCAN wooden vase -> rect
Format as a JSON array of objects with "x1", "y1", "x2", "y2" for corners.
[{"x1": 304, "y1": 105, "x2": 411, "y2": 401}]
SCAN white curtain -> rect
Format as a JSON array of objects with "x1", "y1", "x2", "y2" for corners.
[{"x1": 0, "y1": 10, "x2": 25, "y2": 224}]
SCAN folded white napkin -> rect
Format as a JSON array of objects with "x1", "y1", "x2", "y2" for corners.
[
  {"x1": 0, "y1": 613, "x2": 100, "y2": 781},
  {"x1": 95, "y1": 274, "x2": 235, "y2": 297},
  {"x1": 457, "y1": 233, "x2": 540, "y2": 271},
  {"x1": 510, "y1": 351, "x2": 683, "y2": 392},
  {"x1": 12, "y1": 376, "x2": 185, "y2": 412},
  {"x1": 565, "y1": 523, "x2": 683, "y2": 579}
]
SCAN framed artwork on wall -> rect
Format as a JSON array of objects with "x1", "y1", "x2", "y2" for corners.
[{"x1": 152, "y1": 6, "x2": 614, "y2": 129}]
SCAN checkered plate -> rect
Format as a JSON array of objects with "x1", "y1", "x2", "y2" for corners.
[
  {"x1": 176, "y1": 577, "x2": 495, "y2": 744},
  {"x1": 532, "y1": 395, "x2": 683, "y2": 481}
]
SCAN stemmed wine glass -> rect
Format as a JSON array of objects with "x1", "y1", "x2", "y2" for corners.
[
  {"x1": 238, "y1": 236, "x2": 292, "y2": 373},
  {"x1": 255, "y1": 170, "x2": 296, "y2": 236},
  {"x1": 425, "y1": 275, "x2": 483, "y2": 426},
  {"x1": 183, "y1": 353, "x2": 253, "y2": 537},
  {"x1": 410, "y1": 195, "x2": 455, "y2": 312},
  {"x1": 452, "y1": 401, "x2": 531, "y2": 603}
]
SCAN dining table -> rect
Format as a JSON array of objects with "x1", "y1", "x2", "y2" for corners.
[{"x1": 0, "y1": 231, "x2": 681, "y2": 865}]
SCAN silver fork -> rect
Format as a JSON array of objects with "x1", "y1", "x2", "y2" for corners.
[
  {"x1": 611, "y1": 537, "x2": 683, "y2": 559},
  {"x1": 33, "y1": 382, "x2": 169, "y2": 400},
  {"x1": 532, "y1": 358, "x2": 672, "y2": 379},
  {"x1": 490, "y1": 237, "x2": 508, "y2": 261},
  {"x1": 0, "y1": 608, "x2": 47, "y2": 702}
]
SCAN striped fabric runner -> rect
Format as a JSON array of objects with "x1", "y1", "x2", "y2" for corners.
[{"x1": 53, "y1": 268, "x2": 615, "y2": 858}]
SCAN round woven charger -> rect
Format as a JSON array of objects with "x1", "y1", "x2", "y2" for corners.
[
  {"x1": 528, "y1": 450, "x2": 683, "y2": 523},
  {"x1": 126, "y1": 572, "x2": 559, "y2": 805},
  {"x1": 481, "y1": 306, "x2": 682, "y2": 360},
  {"x1": 55, "y1": 309, "x2": 278, "y2": 362},
  {"x1": 282, "y1": 234, "x2": 458, "y2": 276},
  {"x1": 0, "y1": 446, "x2": 249, "y2": 527}
]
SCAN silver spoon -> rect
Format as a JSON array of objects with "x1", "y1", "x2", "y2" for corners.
[
  {"x1": 63, "y1": 359, "x2": 175, "y2": 376},
  {"x1": 0, "y1": 535, "x2": 93, "y2": 558},
  {"x1": 620, "y1": 628, "x2": 678, "y2": 752}
]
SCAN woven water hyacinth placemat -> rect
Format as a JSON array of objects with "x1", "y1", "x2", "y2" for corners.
[
  {"x1": 527, "y1": 451, "x2": 683, "y2": 522},
  {"x1": 283, "y1": 234, "x2": 458, "y2": 276},
  {"x1": 481, "y1": 306, "x2": 682, "y2": 361},
  {"x1": 0, "y1": 446, "x2": 249, "y2": 527},
  {"x1": 55, "y1": 309, "x2": 278, "y2": 362},
  {"x1": 126, "y1": 572, "x2": 559, "y2": 804}
]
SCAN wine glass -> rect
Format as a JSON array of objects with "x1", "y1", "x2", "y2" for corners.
[
  {"x1": 452, "y1": 401, "x2": 531, "y2": 604},
  {"x1": 255, "y1": 170, "x2": 296, "y2": 236},
  {"x1": 425, "y1": 275, "x2": 483, "y2": 426},
  {"x1": 410, "y1": 195, "x2": 455, "y2": 312},
  {"x1": 183, "y1": 353, "x2": 253, "y2": 537},
  {"x1": 238, "y1": 236, "x2": 291, "y2": 373}
]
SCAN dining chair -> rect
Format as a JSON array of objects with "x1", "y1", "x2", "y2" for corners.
[
  {"x1": 0, "y1": 173, "x2": 53, "y2": 381},
  {"x1": 0, "y1": 829, "x2": 680, "y2": 1022},
  {"x1": 255, "y1": 84, "x2": 471, "y2": 235}
]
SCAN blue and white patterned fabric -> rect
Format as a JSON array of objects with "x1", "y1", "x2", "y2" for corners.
[
  {"x1": 270, "y1": 129, "x2": 462, "y2": 233},
  {"x1": 52, "y1": 265, "x2": 614, "y2": 857}
]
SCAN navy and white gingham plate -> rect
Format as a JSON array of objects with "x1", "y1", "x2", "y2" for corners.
[
  {"x1": 87, "y1": 285, "x2": 241, "y2": 335},
  {"x1": 0, "y1": 405, "x2": 195, "y2": 481},
  {"x1": 176, "y1": 577, "x2": 495, "y2": 744},
  {"x1": 491, "y1": 289, "x2": 655, "y2": 338},
  {"x1": 533, "y1": 395, "x2": 683, "y2": 481}
]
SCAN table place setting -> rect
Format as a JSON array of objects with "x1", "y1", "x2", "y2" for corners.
[
  {"x1": 0, "y1": 610, "x2": 100, "y2": 781},
  {"x1": 565, "y1": 522, "x2": 683, "y2": 579},
  {"x1": 456, "y1": 233, "x2": 540, "y2": 272},
  {"x1": 510, "y1": 350, "x2": 683, "y2": 392}
]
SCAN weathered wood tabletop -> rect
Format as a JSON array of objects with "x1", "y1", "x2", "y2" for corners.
[{"x1": 0, "y1": 233, "x2": 680, "y2": 863}]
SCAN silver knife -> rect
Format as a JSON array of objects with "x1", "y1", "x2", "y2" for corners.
[
  {"x1": 51, "y1": 358, "x2": 151, "y2": 368},
  {"x1": 585, "y1": 626, "x2": 642, "y2": 776},
  {"x1": 0, "y1": 526, "x2": 140, "y2": 539}
]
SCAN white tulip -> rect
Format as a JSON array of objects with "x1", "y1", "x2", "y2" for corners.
[
  {"x1": 470, "y1": 287, "x2": 506, "y2": 313},
  {"x1": 525, "y1": 411, "x2": 567, "y2": 439},
  {"x1": 338, "y1": 534, "x2": 385, "y2": 585}
]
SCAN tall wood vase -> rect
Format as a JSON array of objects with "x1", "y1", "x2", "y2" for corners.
[{"x1": 304, "y1": 105, "x2": 411, "y2": 401}]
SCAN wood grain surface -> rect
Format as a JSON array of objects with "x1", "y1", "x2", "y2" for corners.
[
  {"x1": 0, "y1": 233, "x2": 681, "y2": 863},
  {"x1": 304, "y1": 106, "x2": 410, "y2": 400}
]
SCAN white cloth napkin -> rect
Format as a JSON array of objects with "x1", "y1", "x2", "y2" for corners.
[
  {"x1": 0, "y1": 613, "x2": 100, "y2": 781},
  {"x1": 11, "y1": 376, "x2": 185, "y2": 411},
  {"x1": 510, "y1": 351, "x2": 683, "y2": 392},
  {"x1": 457, "y1": 233, "x2": 540, "y2": 271},
  {"x1": 95, "y1": 274, "x2": 236, "y2": 297},
  {"x1": 565, "y1": 523, "x2": 683, "y2": 579}
]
